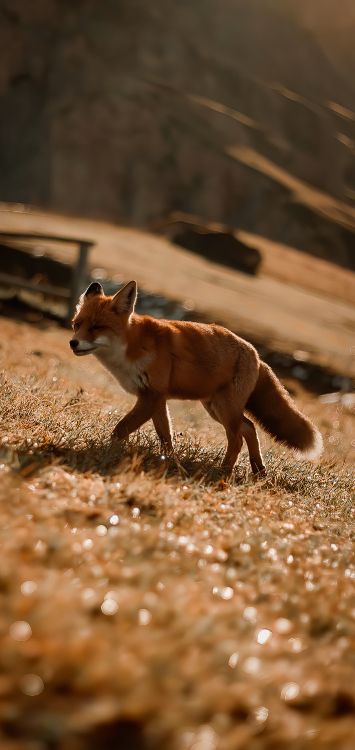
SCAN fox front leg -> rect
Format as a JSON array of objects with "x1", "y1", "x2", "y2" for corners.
[
  {"x1": 112, "y1": 392, "x2": 161, "y2": 440},
  {"x1": 152, "y1": 399, "x2": 173, "y2": 452}
]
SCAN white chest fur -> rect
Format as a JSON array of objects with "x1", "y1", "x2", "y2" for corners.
[{"x1": 95, "y1": 338, "x2": 150, "y2": 395}]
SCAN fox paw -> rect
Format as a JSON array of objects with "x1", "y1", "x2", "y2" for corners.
[
  {"x1": 251, "y1": 464, "x2": 267, "y2": 479},
  {"x1": 111, "y1": 424, "x2": 128, "y2": 441}
]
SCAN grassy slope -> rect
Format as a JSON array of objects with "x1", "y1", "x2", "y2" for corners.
[{"x1": 0, "y1": 318, "x2": 354, "y2": 750}]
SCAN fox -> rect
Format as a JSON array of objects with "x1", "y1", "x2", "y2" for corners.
[{"x1": 70, "y1": 280, "x2": 323, "y2": 475}]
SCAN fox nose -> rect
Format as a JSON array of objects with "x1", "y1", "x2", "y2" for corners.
[{"x1": 70, "y1": 339, "x2": 79, "y2": 350}]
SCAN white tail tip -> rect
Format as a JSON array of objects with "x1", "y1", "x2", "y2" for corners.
[{"x1": 298, "y1": 429, "x2": 323, "y2": 461}]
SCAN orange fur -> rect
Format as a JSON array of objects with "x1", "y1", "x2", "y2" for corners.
[{"x1": 70, "y1": 281, "x2": 323, "y2": 475}]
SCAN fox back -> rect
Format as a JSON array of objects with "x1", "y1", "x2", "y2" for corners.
[{"x1": 70, "y1": 280, "x2": 259, "y2": 400}]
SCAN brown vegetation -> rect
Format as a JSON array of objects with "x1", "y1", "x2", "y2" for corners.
[{"x1": 0, "y1": 317, "x2": 354, "y2": 749}]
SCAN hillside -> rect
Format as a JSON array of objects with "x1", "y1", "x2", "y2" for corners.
[
  {"x1": 1, "y1": 0, "x2": 355, "y2": 268},
  {"x1": 1, "y1": 205, "x2": 355, "y2": 384},
  {"x1": 0, "y1": 315, "x2": 354, "y2": 749}
]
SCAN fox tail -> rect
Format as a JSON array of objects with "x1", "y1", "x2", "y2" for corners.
[{"x1": 246, "y1": 361, "x2": 323, "y2": 459}]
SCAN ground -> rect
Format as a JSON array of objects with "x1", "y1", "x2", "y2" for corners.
[{"x1": 0, "y1": 316, "x2": 354, "y2": 750}]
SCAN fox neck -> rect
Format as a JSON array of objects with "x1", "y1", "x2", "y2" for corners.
[{"x1": 94, "y1": 333, "x2": 150, "y2": 395}]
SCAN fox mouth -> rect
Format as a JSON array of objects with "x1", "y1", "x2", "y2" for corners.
[
  {"x1": 71, "y1": 337, "x2": 110, "y2": 356},
  {"x1": 72, "y1": 347, "x2": 98, "y2": 356}
]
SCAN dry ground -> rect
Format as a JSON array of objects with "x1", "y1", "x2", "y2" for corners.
[
  {"x1": 1, "y1": 204, "x2": 355, "y2": 379},
  {"x1": 0, "y1": 317, "x2": 354, "y2": 750}
]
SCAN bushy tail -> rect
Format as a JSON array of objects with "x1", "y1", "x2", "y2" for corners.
[{"x1": 246, "y1": 362, "x2": 323, "y2": 459}]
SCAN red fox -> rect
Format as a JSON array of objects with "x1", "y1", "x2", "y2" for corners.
[{"x1": 70, "y1": 280, "x2": 323, "y2": 475}]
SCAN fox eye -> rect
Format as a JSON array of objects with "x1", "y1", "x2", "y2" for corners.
[
  {"x1": 90, "y1": 325, "x2": 103, "y2": 333},
  {"x1": 73, "y1": 321, "x2": 80, "y2": 332}
]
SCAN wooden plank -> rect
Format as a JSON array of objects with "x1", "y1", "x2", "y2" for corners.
[
  {"x1": 0, "y1": 230, "x2": 95, "y2": 323},
  {"x1": 0, "y1": 272, "x2": 70, "y2": 298},
  {"x1": 0, "y1": 231, "x2": 94, "y2": 247}
]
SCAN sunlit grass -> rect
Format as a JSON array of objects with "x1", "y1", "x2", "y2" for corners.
[{"x1": 0, "y1": 319, "x2": 354, "y2": 750}]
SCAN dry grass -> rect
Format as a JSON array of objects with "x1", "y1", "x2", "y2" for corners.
[{"x1": 0, "y1": 317, "x2": 354, "y2": 750}]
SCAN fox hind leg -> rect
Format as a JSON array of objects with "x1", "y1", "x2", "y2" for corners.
[
  {"x1": 202, "y1": 397, "x2": 265, "y2": 475},
  {"x1": 202, "y1": 385, "x2": 244, "y2": 474},
  {"x1": 241, "y1": 416, "x2": 266, "y2": 476}
]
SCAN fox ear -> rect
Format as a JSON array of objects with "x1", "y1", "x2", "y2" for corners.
[
  {"x1": 76, "y1": 281, "x2": 104, "y2": 313},
  {"x1": 111, "y1": 280, "x2": 137, "y2": 314},
  {"x1": 84, "y1": 281, "x2": 104, "y2": 298}
]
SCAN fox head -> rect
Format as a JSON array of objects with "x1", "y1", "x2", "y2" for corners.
[{"x1": 70, "y1": 280, "x2": 137, "y2": 355}]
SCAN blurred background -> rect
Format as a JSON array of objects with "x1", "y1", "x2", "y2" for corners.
[
  {"x1": 0, "y1": 0, "x2": 354, "y2": 386},
  {"x1": 1, "y1": 6, "x2": 355, "y2": 749},
  {"x1": 1, "y1": 0, "x2": 355, "y2": 259}
]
